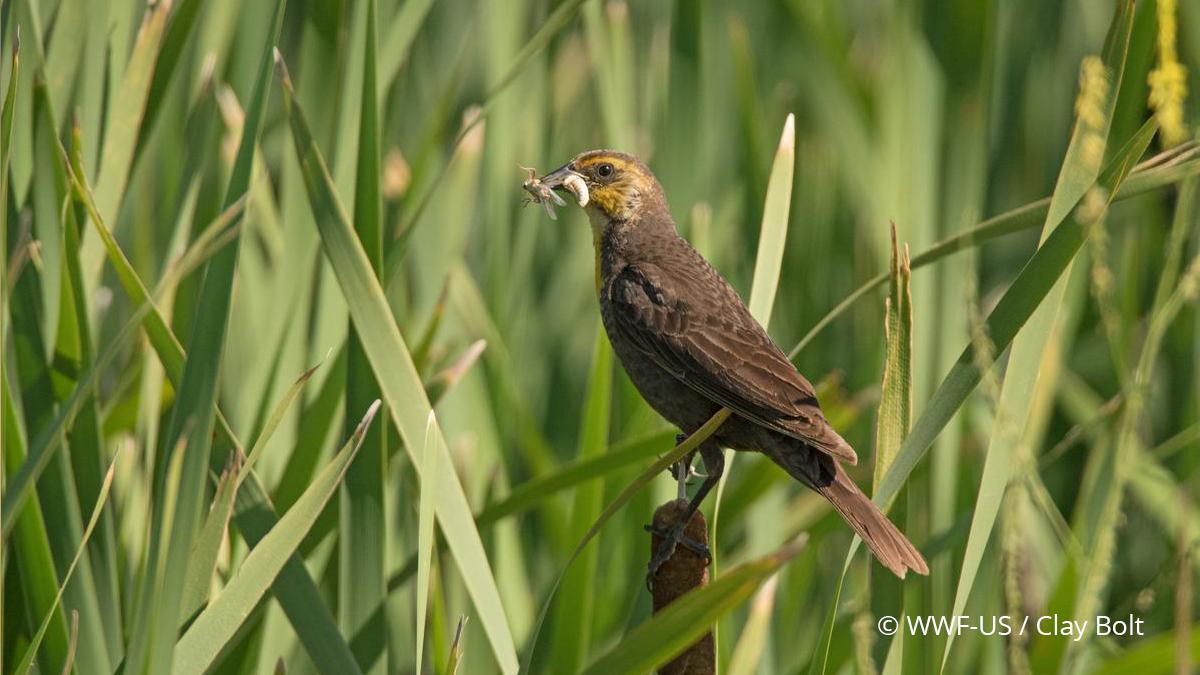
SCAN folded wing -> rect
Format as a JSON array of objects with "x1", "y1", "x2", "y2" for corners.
[{"x1": 608, "y1": 262, "x2": 858, "y2": 464}]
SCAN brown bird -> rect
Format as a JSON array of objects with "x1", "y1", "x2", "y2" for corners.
[{"x1": 535, "y1": 150, "x2": 928, "y2": 581}]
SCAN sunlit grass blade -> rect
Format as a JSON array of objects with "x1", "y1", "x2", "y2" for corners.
[
  {"x1": 180, "y1": 454, "x2": 240, "y2": 626},
  {"x1": 873, "y1": 224, "x2": 913, "y2": 489},
  {"x1": 172, "y1": 401, "x2": 381, "y2": 675},
  {"x1": 13, "y1": 453, "x2": 118, "y2": 674},
  {"x1": 277, "y1": 52, "x2": 519, "y2": 675},
  {"x1": 61, "y1": 610, "x2": 80, "y2": 675},
  {"x1": 581, "y1": 536, "x2": 807, "y2": 675},
  {"x1": 747, "y1": 113, "x2": 796, "y2": 323}
]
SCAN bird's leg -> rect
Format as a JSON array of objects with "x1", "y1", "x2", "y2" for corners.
[
  {"x1": 672, "y1": 432, "x2": 700, "y2": 497},
  {"x1": 667, "y1": 433, "x2": 707, "y2": 493},
  {"x1": 647, "y1": 443, "x2": 725, "y2": 585},
  {"x1": 667, "y1": 433, "x2": 694, "y2": 485}
]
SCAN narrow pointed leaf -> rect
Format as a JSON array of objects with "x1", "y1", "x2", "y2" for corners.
[
  {"x1": 278, "y1": 53, "x2": 519, "y2": 675},
  {"x1": 172, "y1": 401, "x2": 381, "y2": 675}
]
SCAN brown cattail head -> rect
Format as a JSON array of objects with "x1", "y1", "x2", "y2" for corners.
[{"x1": 650, "y1": 499, "x2": 714, "y2": 675}]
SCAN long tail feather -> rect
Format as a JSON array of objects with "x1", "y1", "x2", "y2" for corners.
[{"x1": 816, "y1": 464, "x2": 928, "y2": 578}]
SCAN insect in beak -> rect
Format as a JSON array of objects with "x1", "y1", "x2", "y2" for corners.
[
  {"x1": 520, "y1": 165, "x2": 567, "y2": 219},
  {"x1": 521, "y1": 163, "x2": 589, "y2": 219}
]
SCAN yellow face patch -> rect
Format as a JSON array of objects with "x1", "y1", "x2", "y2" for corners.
[{"x1": 571, "y1": 153, "x2": 655, "y2": 221}]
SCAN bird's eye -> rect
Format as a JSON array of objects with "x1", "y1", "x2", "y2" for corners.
[{"x1": 596, "y1": 163, "x2": 614, "y2": 178}]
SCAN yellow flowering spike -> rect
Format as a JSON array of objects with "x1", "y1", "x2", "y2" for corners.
[
  {"x1": 1075, "y1": 56, "x2": 1111, "y2": 171},
  {"x1": 1149, "y1": 0, "x2": 1189, "y2": 147}
]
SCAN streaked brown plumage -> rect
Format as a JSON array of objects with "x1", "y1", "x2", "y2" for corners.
[{"x1": 538, "y1": 150, "x2": 928, "y2": 579}]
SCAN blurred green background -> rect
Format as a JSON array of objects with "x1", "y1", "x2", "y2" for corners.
[{"x1": 2, "y1": 0, "x2": 1199, "y2": 673}]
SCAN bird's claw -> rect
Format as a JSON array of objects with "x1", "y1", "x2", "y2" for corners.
[{"x1": 644, "y1": 523, "x2": 711, "y2": 589}]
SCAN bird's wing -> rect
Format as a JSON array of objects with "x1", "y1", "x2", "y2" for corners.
[{"x1": 608, "y1": 262, "x2": 857, "y2": 464}]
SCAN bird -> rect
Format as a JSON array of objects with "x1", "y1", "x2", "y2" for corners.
[{"x1": 534, "y1": 150, "x2": 928, "y2": 582}]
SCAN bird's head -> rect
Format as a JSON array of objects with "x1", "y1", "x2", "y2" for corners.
[{"x1": 538, "y1": 150, "x2": 664, "y2": 225}]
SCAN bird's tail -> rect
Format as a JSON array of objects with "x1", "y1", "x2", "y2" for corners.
[{"x1": 816, "y1": 463, "x2": 929, "y2": 578}]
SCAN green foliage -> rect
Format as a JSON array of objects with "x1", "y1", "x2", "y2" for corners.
[
  {"x1": 2, "y1": 0, "x2": 1199, "y2": 673},
  {"x1": 874, "y1": 225, "x2": 913, "y2": 490}
]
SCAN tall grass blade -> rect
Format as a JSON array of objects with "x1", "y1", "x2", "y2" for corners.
[
  {"x1": 746, "y1": 113, "x2": 796, "y2": 323},
  {"x1": 172, "y1": 401, "x2": 381, "y2": 675},
  {"x1": 811, "y1": 107, "x2": 1152, "y2": 675},
  {"x1": 873, "y1": 225, "x2": 913, "y2": 674},
  {"x1": 3, "y1": 372, "x2": 70, "y2": 672},
  {"x1": 341, "y1": 1, "x2": 388, "y2": 669},
  {"x1": 941, "y1": 10, "x2": 1137, "y2": 661},
  {"x1": 180, "y1": 454, "x2": 239, "y2": 626},
  {"x1": 13, "y1": 455, "x2": 118, "y2": 674},
  {"x1": 64, "y1": 126, "x2": 359, "y2": 674},
  {"x1": 873, "y1": 224, "x2": 913, "y2": 489},
  {"x1": 131, "y1": 3, "x2": 288, "y2": 671},
  {"x1": 277, "y1": 52, "x2": 520, "y2": 675}
]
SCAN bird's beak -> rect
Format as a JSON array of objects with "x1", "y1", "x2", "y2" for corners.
[{"x1": 539, "y1": 163, "x2": 589, "y2": 207}]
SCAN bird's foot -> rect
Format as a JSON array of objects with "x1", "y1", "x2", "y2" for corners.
[{"x1": 643, "y1": 523, "x2": 711, "y2": 588}]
